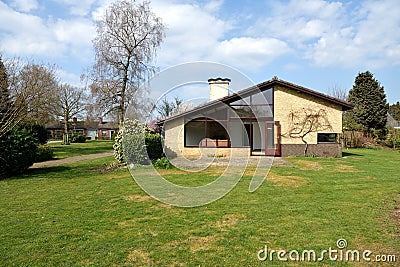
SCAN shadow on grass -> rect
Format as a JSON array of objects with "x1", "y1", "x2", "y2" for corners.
[
  {"x1": 6, "y1": 166, "x2": 73, "y2": 180},
  {"x1": 342, "y1": 151, "x2": 364, "y2": 157}
]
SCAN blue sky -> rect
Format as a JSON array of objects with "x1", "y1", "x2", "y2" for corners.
[{"x1": 0, "y1": 0, "x2": 399, "y2": 104}]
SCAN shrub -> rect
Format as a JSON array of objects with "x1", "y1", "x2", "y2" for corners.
[
  {"x1": 114, "y1": 120, "x2": 148, "y2": 165},
  {"x1": 35, "y1": 145, "x2": 54, "y2": 162},
  {"x1": 153, "y1": 157, "x2": 174, "y2": 169},
  {"x1": 70, "y1": 133, "x2": 86, "y2": 143},
  {"x1": 18, "y1": 122, "x2": 48, "y2": 144},
  {"x1": 114, "y1": 120, "x2": 165, "y2": 164},
  {"x1": 145, "y1": 133, "x2": 164, "y2": 160},
  {"x1": 113, "y1": 130, "x2": 124, "y2": 163},
  {"x1": 0, "y1": 130, "x2": 37, "y2": 178},
  {"x1": 385, "y1": 128, "x2": 400, "y2": 149}
]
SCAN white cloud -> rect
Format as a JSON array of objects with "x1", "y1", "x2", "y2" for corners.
[
  {"x1": 152, "y1": 1, "x2": 290, "y2": 71},
  {"x1": 152, "y1": 1, "x2": 232, "y2": 63},
  {"x1": 307, "y1": 0, "x2": 400, "y2": 67},
  {"x1": 10, "y1": 0, "x2": 38, "y2": 12},
  {"x1": 204, "y1": 0, "x2": 224, "y2": 13},
  {"x1": 0, "y1": 2, "x2": 60, "y2": 56},
  {"x1": 56, "y1": 68, "x2": 82, "y2": 86},
  {"x1": 213, "y1": 37, "x2": 290, "y2": 70},
  {"x1": 53, "y1": 17, "x2": 95, "y2": 61},
  {"x1": 50, "y1": 0, "x2": 99, "y2": 16},
  {"x1": 0, "y1": 1, "x2": 95, "y2": 65},
  {"x1": 248, "y1": 0, "x2": 344, "y2": 44},
  {"x1": 247, "y1": 0, "x2": 400, "y2": 68}
]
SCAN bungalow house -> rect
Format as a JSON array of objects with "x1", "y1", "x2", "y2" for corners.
[
  {"x1": 387, "y1": 113, "x2": 400, "y2": 129},
  {"x1": 160, "y1": 77, "x2": 353, "y2": 158},
  {"x1": 46, "y1": 117, "x2": 118, "y2": 140}
]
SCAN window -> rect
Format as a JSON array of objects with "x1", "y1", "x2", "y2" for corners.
[
  {"x1": 228, "y1": 88, "x2": 273, "y2": 119},
  {"x1": 317, "y1": 133, "x2": 338, "y2": 143},
  {"x1": 73, "y1": 129, "x2": 84, "y2": 134},
  {"x1": 101, "y1": 130, "x2": 107, "y2": 136},
  {"x1": 184, "y1": 119, "x2": 230, "y2": 147}
]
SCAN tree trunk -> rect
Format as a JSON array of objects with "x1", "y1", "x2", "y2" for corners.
[
  {"x1": 63, "y1": 116, "x2": 69, "y2": 145},
  {"x1": 302, "y1": 138, "x2": 309, "y2": 156}
]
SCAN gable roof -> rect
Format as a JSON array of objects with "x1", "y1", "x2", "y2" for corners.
[{"x1": 160, "y1": 77, "x2": 354, "y2": 123}]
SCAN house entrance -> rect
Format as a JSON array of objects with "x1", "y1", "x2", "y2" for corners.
[
  {"x1": 246, "y1": 121, "x2": 280, "y2": 156},
  {"x1": 265, "y1": 121, "x2": 281, "y2": 156}
]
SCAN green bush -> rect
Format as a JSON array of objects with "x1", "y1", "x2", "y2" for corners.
[
  {"x1": 35, "y1": 145, "x2": 54, "y2": 162},
  {"x1": 153, "y1": 157, "x2": 174, "y2": 169},
  {"x1": 18, "y1": 122, "x2": 48, "y2": 144},
  {"x1": 385, "y1": 128, "x2": 400, "y2": 149},
  {"x1": 145, "y1": 133, "x2": 164, "y2": 160},
  {"x1": 70, "y1": 133, "x2": 86, "y2": 143},
  {"x1": 0, "y1": 130, "x2": 38, "y2": 178},
  {"x1": 114, "y1": 120, "x2": 148, "y2": 165}
]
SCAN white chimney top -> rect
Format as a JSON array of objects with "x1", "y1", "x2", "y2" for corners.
[{"x1": 208, "y1": 77, "x2": 231, "y2": 101}]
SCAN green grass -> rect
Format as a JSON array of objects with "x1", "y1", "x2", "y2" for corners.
[
  {"x1": 0, "y1": 148, "x2": 399, "y2": 266},
  {"x1": 48, "y1": 140, "x2": 114, "y2": 159}
]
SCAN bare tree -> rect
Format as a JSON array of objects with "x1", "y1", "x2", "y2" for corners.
[
  {"x1": 7, "y1": 60, "x2": 58, "y2": 124},
  {"x1": 52, "y1": 83, "x2": 87, "y2": 144},
  {"x1": 0, "y1": 55, "x2": 24, "y2": 137},
  {"x1": 328, "y1": 85, "x2": 348, "y2": 101},
  {"x1": 283, "y1": 108, "x2": 333, "y2": 155},
  {"x1": 156, "y1": 96, "x2": 183, "y2": 118},
  {"x1": 89, "y1": 0, "x2": 165, "y2": 125},
  {"x1": 173, "y1": 101, "x2": 195, "y2": 115}
]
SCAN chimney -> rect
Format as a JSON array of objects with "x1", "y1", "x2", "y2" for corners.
[
  {"x1": 73, "y1": 117, "x2": 77, "y2": 123},
  {"x1": 98, "y1": 117, "x2": 103, "y2": 124},
  {"x1": 208, "y1": 78, "x2": 231, "y2": 101}
]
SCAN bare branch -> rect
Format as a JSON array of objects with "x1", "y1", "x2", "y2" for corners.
[
  {"x1": 282, "y1": 108, "x2": 333, "y2": 155},
  {"x1": 328, "y1": 84, "x2": 348, "y2": 101},
  {"x1": 89, "y1": 0, "x2": 165, "y2": 125}
]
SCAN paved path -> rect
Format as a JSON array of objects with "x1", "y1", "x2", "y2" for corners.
[
  {"x1": 31, "y1": 152, "x2": 293, "y2": 169},
  {"x1": 31, "y1": 152, "x2": 114, "y2": 168},
  {"x1": 170, "y1": 156, "x2": 293, "y2": 168}
]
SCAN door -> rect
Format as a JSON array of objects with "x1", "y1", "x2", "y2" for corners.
[
  {"x1": 265, "y1": 122, "x2": 281, "y2": 156},
  {"x1": 244, "y1": 124, "x2": 252, "y2": 150}
]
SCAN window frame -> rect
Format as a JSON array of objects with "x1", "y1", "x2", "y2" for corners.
[
  {"x1": 184, "y1": 118, "x2": 230, "y2": 148},
  {"x1": 317, "y1": 133, "x2": 338, "y2": 144}
]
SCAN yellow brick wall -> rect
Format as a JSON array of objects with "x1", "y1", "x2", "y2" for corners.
[
  {"x1": 163, "y1": 118, "x2": 251, "y2": 159},
  {"x1": 274, "y1": 85, "x2": 343, "y2": 145}
]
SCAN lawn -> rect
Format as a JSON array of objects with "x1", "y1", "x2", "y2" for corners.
[
  {"x1": 48, "y1": 140, "x2": 114, "y2": 159},
  {"x1": 0, "y1": 148, "x2": 399, "y2": 266}
]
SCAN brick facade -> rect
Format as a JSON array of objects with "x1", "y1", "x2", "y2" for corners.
[
  {"x1": 281, "y1": 144, "x2": 342, "y2": 157},
  {"x1": 274, "y1": 85, "x2": 343, "y2": 145}
]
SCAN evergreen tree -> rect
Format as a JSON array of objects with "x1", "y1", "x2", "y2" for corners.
[
  {"x1": 389, "y1": 102, "x2": 400, "y2": 121},
  {"x1": 345, "y1": 71, "x2": 388, "y2": 138}
]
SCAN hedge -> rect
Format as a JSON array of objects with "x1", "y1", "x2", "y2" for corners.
[{"x1": 0, "y1": 130, "x2": 37, "y2": 178}]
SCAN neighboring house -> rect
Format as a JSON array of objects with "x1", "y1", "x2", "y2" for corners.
[
  {"x1": 387, "y1": 113, "x2": 400, "y2": 129},
  {"x1": 97, "y1": 117, "x2": 119, "y2": 139},
  {"x1": 160, "y1": 77, "x2": 353, "y2": 158},
  {"x1": 46, "y1": 117, "x2": 119, "y2": 140}
]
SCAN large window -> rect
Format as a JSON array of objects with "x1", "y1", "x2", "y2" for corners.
[
  {"x1": 185, "y1": 119, "x2": 230, "y2": 147},
  {"x1": 317, "y1": 133, "x2": 338, "y2": 143},
  {"x1": 229, "y1": 88, "x2": 274, "y2": 119}
]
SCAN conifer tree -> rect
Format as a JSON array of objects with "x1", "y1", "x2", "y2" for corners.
[{"x1": 345, "y1": 71, "x2": 388, "y2": 138}]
